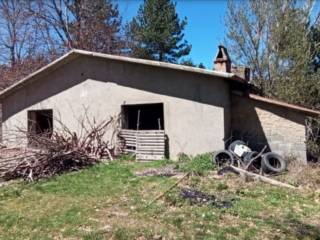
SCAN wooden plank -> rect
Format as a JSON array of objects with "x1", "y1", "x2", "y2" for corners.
[
  {"x1": 137, "y1": 142, "x2": 164, "y2": 146},
  {"x1": 118, "y1": 140, "x2": 136, "y2": 144},
  {"x1": 120, "y1": 139, "x2": 136, "y2": 143},
  {"x1": 124, "y1": 144, "x2": 136, "y2": 148},
  {"x1": 137, "y1": 146, "x2": 165, "y2": 150},
  {"x1": 137, "y1": 137, "x2": 164, "y2": 140},
  {"x1": 138, "y1": 142, "x2": 164, "y2": 146},
  {"x1": 137, "y1": 138, "x2": 164, "y2": 142},
  {"x1": 118, "y1": 142, "x2": 136, "y2": 147},
  {"x1": 137, "y1": 135, "x2": 165, "y2": 138},
  {"x1": 119, "y1": 132, "x2": 137, "y2": 136},
  {"x1": 137, "y1": 141, "x2": 165, "y2": 144},
  {"x1": 119, "y1": 131, "x2": 137, "y2": 135},
  {"x1": 137, "y1": 153, "x2": 163, "y2": 156},
  {"x1": 138, "y1": 139, "x2": 164, "y2": 142},
  {"x1": 120, "y1": 138, "x2": 137, "y2": 142},
  {"x1": 136, "y1": 149, "x2": 165, "y2": 154},
  {"x1": 119, "y1": 135, "x2": 136, "y2": 138},
  {"x1": 137, "y1": 141, "x2": 165, "y2": 145},
  {"x1": 137, "y1": 143, "x2": 165, "y2": 146},
  {"x1": 119, "y1": 134, "x2": 137, "y2": 138},
  {"x1": 137, "y1": 130, "x2": 165, "y2": 134},
  {"x1": 137, "y1": 155, "x2": 164, "y2": 160},
  {"x1": 123, "y1": 149, "x2": 136, "y2": 153},
  {"x1": 120, "y1": 129, "x2": 138, "y2": 133},
  {"x1": 119, "y1": 129, "x2": 165, "y2": 161},
  {"x1": 119, "y1": 139, "x2": 136, "y2": 143},
  {"x1": 120, "y1": 129, "x2": 164, "y2": 133},
  {"x1": 137, "y1": 133, "x2": 164, "y2": 136},
  {"x1": 119, "y1": 135, "x2": 137, "y2": 139},
  {"x1": 137, "y1": 137, "x2": 165, "y2": 140},
  {"x1": 137, "y1": 152, "x2": 165, "y2": 155}
]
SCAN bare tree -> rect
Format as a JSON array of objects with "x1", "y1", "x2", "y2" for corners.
[
  {"x1": 224, "y1": 0, "x2": 317, "y2": 96},
  {"x1": 0, "y1": 0, "x2": 125, "y2": 90},
  {"x1": 31, "y1": 0, "x2": 124, "y2": 54},
  {"x1": 0, "y1": 0, "x2": 39, "y2": 66},
  {"x1": 0, "y1": 55, "x2": 48, "y2": 90}
]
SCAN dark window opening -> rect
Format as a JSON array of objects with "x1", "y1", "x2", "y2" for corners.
[
  {"x1": 121, "y1": 103, "x2": 164, "y2": 130},
  {"x1": 28, "y1": 110, "x2": 53, "y2": 142}
]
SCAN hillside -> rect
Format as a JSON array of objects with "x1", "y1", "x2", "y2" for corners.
[{"x1": 0, "y1": 159, "x2": 319, "y2": 239}]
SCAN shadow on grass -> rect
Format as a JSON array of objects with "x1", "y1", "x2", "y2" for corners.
[
  {"x1": 285, "y1": 218, "x2": 320, "y2": 240},
  {"x1": 267, "y1": 216, "x2": 320, "y2": 240}
]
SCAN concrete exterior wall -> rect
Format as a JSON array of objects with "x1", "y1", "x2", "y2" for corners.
[
  {"x1": 1, "y1": 56, "x2": 231, "y2": 158},
  {"x1": 231, "y1": 95, "x2": 307, "y2": 162}
]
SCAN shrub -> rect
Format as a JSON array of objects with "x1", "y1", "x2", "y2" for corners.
[
  {"x1": 176, "y1": 152, "x2": 214, "y2": 175},
  {"x1": 306, "y1": 117, "x2": 320, "y2": 162}
]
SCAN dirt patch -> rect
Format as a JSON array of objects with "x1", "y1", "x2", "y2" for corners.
[
  {"x1": 134, "y1": 165, "x2": 181, "y2": 177},
  {"x1": 283, "y1": 162, "x2": 320, "y2": 190},
  {"x1": 180, "y1": 187, "x2": 234, "y2": 208}
]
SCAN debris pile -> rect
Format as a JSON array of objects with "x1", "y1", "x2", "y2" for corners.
[
  {"x1": 134, "y1": 165, "x2": 180, "y2": 177},
  {"x1": 213, "y1": 140, "x2": 296, "y2": 189},
  {"x1": 213, "y1": 140, "x2": 287, "y2": 174},
  {"x1": 1, "y1": 117, "x2": 118, "y2": 181},
  {"x1": 180, "y1": 187, "x2": 233, "y2": 208}
]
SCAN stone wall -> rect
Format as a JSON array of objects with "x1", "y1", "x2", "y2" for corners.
[{"x1": 231, "y1": 95, "x2": 307, "y2": 163}]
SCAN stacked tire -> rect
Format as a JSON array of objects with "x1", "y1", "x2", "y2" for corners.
[
  {"x1": 212, "y1": 140, "x2": 287, "y2": 174},
  {"x1": 212, "y1": 150, "x2": 234, "y2": 167},
  {"x1": 261, "y1": 152, "x2": 287, "y2": 173}
]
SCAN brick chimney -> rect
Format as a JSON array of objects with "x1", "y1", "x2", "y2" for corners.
[
  {"x1": 231, "y1": 65, "x2": 251, "y2": 82},
  {"x1": 214, "y1": 45, "x2": 231, "y2": 73}
]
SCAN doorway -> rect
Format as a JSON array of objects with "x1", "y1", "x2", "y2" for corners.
[
  {"x1": 27, "y1": 109, "x2": 53, "y2": 143},
  {"x1": 121, "y1": 103, "x2": 164, "y2": 130}
]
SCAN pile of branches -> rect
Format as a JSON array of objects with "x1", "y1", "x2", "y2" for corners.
[{"x1": 3, "y1": 116, "x2": 119, "y2": 181}]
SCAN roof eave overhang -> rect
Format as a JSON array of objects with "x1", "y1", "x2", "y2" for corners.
[
  {"x1": 245, "y1": 93, "x2": 320, "y2": 116},
  {"x1": 0, "y1": 51, "x2": 81, "y2": 100},
  {"x1": 0, "y1": 49, "x2": 247, "y2": 100}
]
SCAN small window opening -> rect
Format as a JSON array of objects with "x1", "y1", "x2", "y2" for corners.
[
  {"x1": 28, "y1": 110, "x2": 53, "y2": 144},
  {"x1": 121, "y1": 103, "x2": 164, "y2": 130}
]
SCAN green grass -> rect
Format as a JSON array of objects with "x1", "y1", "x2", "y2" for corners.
[
  {"x1": 176, "y1": 152, "x2": 214, "y2": 174},
  {"x1": 0, "y1": 159, "x2": 319, "y2": 239}
]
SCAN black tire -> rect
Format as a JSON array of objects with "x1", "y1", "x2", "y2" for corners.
[
  {"x1": 212, "y1": 150, "x2": 234, "y2": 167},
  {"x1": 262, "y1": 152, "x2": 287, "y2": 173},
  {"x1": 228, "y1": 140, "x2": 246, "y2": 153},
  {"x1": 243, "y1": 151, "x2": 262, "y2": 172}
]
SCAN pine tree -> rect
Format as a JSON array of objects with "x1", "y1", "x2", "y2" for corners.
[{"x1": 128, "y1": 0, "x2": 191, "y2": 63}]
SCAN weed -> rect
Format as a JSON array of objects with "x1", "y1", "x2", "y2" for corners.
[
  {"x1": 176, "y1": 152, "x2": 214, "y2": 174},
  {"x1": 82, "y1": 231, "x2": 105, "y2": 240},
  {"x1": 114, "y1": 227, "x2": 131, "y2": 240},
  {"x1": 216, "y1": 182, "x2": 229, "y2": 191}
]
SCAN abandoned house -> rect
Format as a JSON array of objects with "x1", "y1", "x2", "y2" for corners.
[{"x1": 0, "y1": 46, "x2": 319, "y2": 162}]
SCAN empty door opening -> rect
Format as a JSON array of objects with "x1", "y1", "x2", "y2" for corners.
[
  {"x1": 28, "y1": 110, "x2": 53, "y2": 140},
  {"x1": 121, "y1": 103, "x2": 164, "y2": 130}
]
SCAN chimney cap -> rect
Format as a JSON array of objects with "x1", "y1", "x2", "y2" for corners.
[
  {"x1": 214, "y1": 45, "x2": 231, "y2": 64},
  {"x1": 213, "y1": 45, "x2": 231, "y2": 72}
]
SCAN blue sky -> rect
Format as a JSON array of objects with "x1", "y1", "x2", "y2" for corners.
[{"x1": 118, "y1": 0, "x2": 228, "y2": 68}]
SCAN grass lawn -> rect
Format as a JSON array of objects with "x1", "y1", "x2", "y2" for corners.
[{"x1": 0, "y1": 159, "x2": 319, "y2": 240}]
